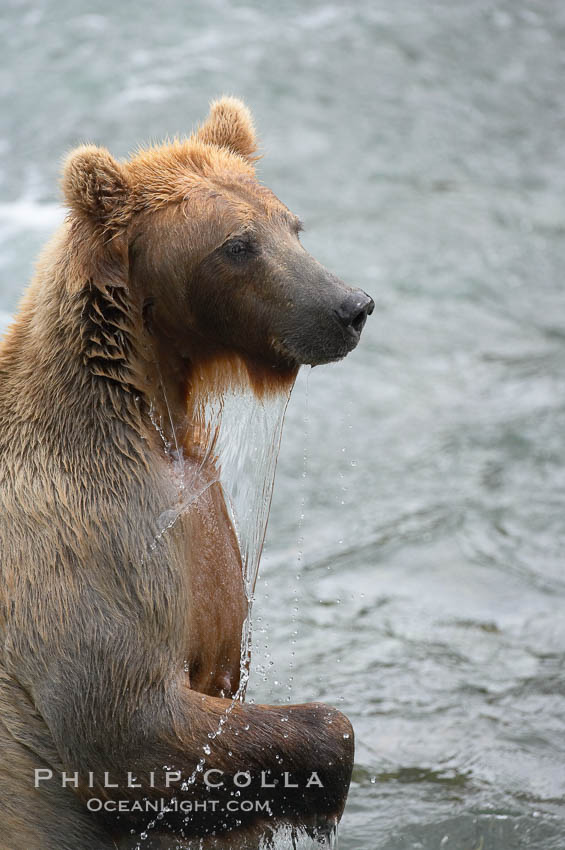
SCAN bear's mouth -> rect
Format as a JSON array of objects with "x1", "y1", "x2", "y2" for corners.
[{"x1": 272, "y1": 336, "x2": 354, "y2": 368}]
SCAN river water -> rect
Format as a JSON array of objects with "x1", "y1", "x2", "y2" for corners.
[{"x1": 2, "y1": 1, "x2": 565, "y2": 848}]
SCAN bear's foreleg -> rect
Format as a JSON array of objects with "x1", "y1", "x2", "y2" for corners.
[{"x1": 38, "y1": 668, "x2": 353, "y2": 842}]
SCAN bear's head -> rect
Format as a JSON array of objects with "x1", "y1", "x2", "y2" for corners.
[{"x1": 62, "y1": 97, "x2": 373, "y2": 375}]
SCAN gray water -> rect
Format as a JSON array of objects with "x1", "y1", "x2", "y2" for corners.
[{"x1": 2, "y1": 1, "x2": 565, "y2": 848}]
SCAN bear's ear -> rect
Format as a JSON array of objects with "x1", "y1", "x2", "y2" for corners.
[
  {"x1": 196, "y1": 97, "x2": 258, "y2": 160},
  {"x1": 62, "y1": 145, "x2": 129, "y2": 229}
]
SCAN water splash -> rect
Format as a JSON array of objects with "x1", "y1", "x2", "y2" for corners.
[
  {"x1": 257, "y1": 822, "x2": 339, "y2": 849},
  {"x1": 135, "y1": 821, "x2": 339, "y2": 849}
]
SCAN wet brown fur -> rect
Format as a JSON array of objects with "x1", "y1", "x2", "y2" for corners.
[{"x1": 0, "y1": 98, "x2": 354, "y2": 848}]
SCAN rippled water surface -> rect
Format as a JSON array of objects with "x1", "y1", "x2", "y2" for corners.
[{"x1": 2, "y1": 1, "x2": 565, "y2": 847}]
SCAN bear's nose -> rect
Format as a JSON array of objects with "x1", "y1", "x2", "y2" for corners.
[{"x1": 335, "y1": 291, "x2": 374, "y2": 334}]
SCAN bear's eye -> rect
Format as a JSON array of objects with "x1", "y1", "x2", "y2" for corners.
[{"x1": 224, "y1": 238, "x2": 253, "y2": 260}]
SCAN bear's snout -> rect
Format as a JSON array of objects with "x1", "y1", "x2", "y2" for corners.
[{"x1": 335, "y1": 290, "x2": 374, "y2": 337}]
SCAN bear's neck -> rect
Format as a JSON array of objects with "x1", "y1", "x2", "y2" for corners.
[{"x1": 0, "y1": 226, "x2": 151, "y2": 458}]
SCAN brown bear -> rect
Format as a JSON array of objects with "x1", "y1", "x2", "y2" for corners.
[{"x1": 0, "y1": 98, "x2": 373, "y2": 849}]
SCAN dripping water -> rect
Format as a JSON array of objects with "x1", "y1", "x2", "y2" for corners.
[{"x1": 285, "y1": 368, "x2": 310, "y2": 704}]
